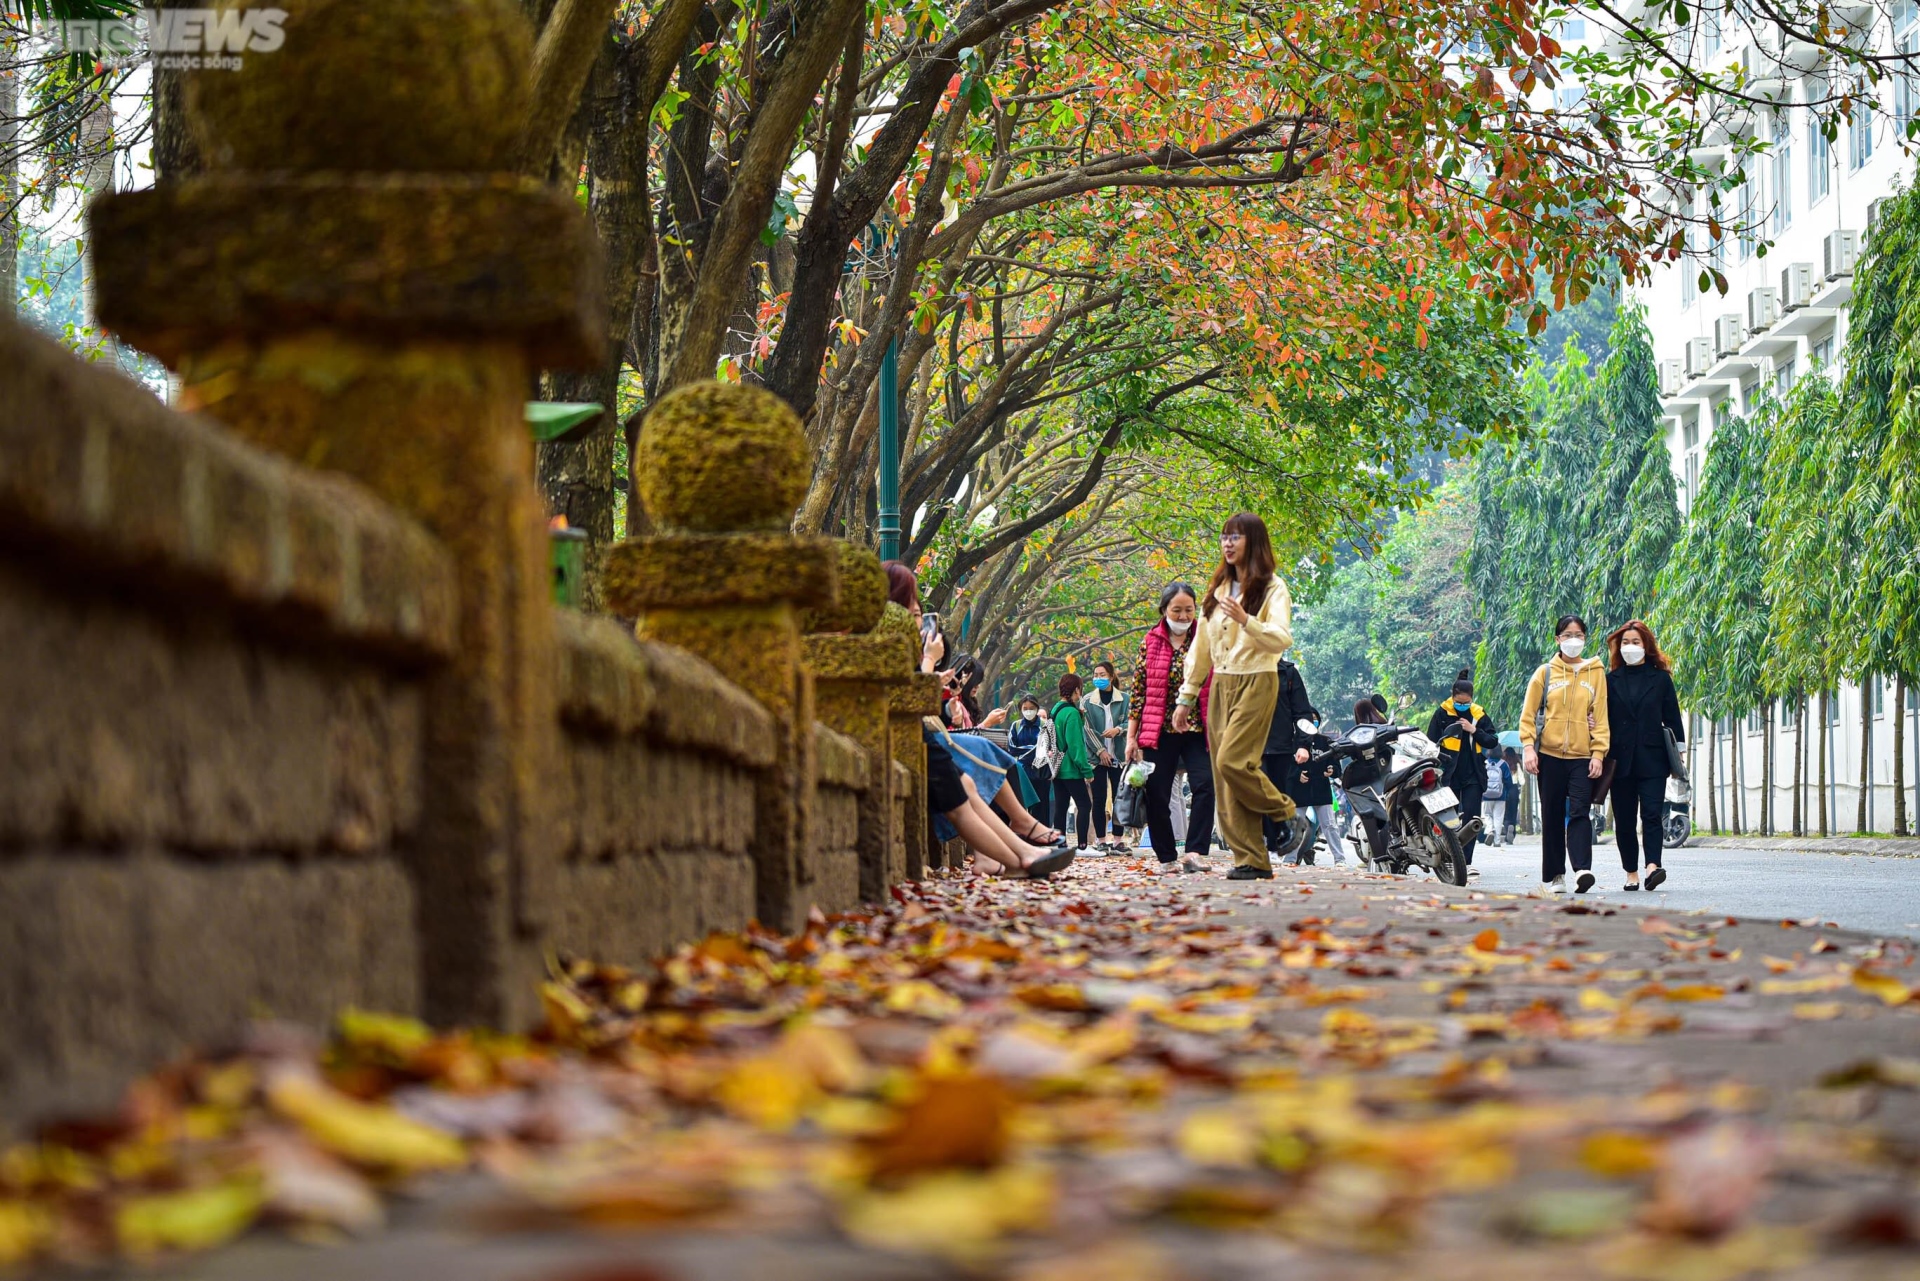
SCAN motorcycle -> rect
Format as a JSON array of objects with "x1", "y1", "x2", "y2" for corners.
[
  {"x1": 1663, "y1": 774, "x2": 1693, "y2": 848},
  {"x1": 1308, "y1": 721, "x2": 1476, "y2": 885}
]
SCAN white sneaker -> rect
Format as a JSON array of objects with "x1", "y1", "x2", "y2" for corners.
[
  {"x1": 1181, "y1": 855, "x2": 1204, "y2": 874},
  {"x1": 1538, "y1": 877, "x2": 1565, "y2": 896},
  {"x1": 1152, "y1": 861, "x2": 1181, "y2": 875},
  {"x1": 1075, "y1": 847, "x2": 1094, "y2": 858},
  {"x1": 1467, "y1": 867, "x2": 1481, "y2": 880},
  {"x1": 1574, "y1": 871, "x2": 1596, "y2": 894}
]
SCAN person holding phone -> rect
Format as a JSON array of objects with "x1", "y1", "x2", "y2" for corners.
[
  {"x1": 1603, "y1": 619, "x2": 1684, "y2": 891},
  {"x1": 1425, "y1": 669, "x2": 1500, "y2": 871}
]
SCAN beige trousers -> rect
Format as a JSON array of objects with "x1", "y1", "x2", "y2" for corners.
[{"x1": 1207, "y1": 671, "x2": 1296, "y2": 871}]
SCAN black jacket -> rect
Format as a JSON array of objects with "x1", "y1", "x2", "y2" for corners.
[
  {"x1": 1605, "y1": 665, "x2": 1685, "y2": 781},
  {"x1": 1264, "y1": 663, "x2": 1332, "y2": 804},
  {"x1": 1425, "y1": 699, "x2": 1500, "y2": 793}
]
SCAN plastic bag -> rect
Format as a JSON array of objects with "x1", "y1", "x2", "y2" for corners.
[{"x1": 1123, "y1": 760, "x2": 1156, "y2": 790}]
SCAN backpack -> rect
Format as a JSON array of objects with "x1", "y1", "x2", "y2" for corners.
[
  {"x1": 1484, "y1": 758, "x2": 1505, "y2": 799},
  {"x1": 1036, "y1": 716, "x2": 1060, "y2": 778}
]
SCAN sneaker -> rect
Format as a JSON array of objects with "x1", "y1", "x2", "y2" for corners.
[
  {"x1": 1180, "y1": 855, "x2": 1204, "y2": 874},
  {"x1": 1152, "y1": 860, "x2": 1182, "y2": 875},
  {"x1": 1280, "y1": 856, "x2": 1300, "y2": 867},
  {"x1": 1226, "y1": 865, "x2": 1275, "y2": 880},
  {"x1": 1467, "y1": 868, "x2": 1481, "y2": 880},
  {"x1": 1537, "y1": 877, "x2": 1565, "y2": 896},
  {"x1": 1575, "y1": 871, "x2": 1595, "y2": 894},
  {"x1": 1075, "y1": 847, "x2": 1094, "y2": 858}
]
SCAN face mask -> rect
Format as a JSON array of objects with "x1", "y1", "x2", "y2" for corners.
[
  {"x1": 1560, "y1": 636, "x2": 1586, "y2": 660},
  {"x1": 1092, "y1": 678, "x2": 1110, "y2": 691},
  {"x1": 1621, "y1": 644, "x2": 1647, "y2": 666},
  {"x1": 1454, "y1": 700, "x2": 1471, "y2": 713},
  {"x1": 1021, "y1": 709, "x2": 1038, "y2": 721},
  {"x1": 1166, "y1": 619, "x2": 1192, "y2": 635}
]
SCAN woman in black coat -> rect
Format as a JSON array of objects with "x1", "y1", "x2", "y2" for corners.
[
  {"x1": 1603, "y1": 618, "x2": 1685, "y2": 890},
  {"x1": 1263, "y1": 662, "x2": 1344, "y2": 865}
]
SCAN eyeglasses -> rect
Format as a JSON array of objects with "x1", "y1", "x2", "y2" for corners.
[{"x1": 1220, "y1": 533, "x2": 1246, "y2": 544}]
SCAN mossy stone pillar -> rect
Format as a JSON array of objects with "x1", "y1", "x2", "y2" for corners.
[
  {"x1": 88, "y1": 0, "x2": 606, "y2": 1029},
  {"x1": 805, "y1": 545, "x2": 914, "y2": 901},
  {"x1": 604, "y1": 384, "x2": 840, "y2": 932}
]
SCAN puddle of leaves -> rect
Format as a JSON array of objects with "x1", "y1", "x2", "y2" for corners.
[{"x1": 2, "y1": 864, "x2": 1917, "y2": 1275}]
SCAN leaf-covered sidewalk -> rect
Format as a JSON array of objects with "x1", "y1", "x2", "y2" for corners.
[{"x1": 7, "y1": 862, "x2": 1920, "y2": 1281}]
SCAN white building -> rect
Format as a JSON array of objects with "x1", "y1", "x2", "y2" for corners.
[{"x1": 1632, "y1": 7, "x2": 1920, "y2": 834}]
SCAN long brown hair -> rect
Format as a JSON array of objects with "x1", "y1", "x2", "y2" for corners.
[
  {"x1": 1606, "y1": 618, "x2": 1673, "y2": 672},
  {"x1": 1203, "y1": 512, "x2": 1277, "y2": 619}
]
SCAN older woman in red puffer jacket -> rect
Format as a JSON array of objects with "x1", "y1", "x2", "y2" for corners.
[{"x1": 1125, "y1": 581, "x2": 1215, "y2": 874}]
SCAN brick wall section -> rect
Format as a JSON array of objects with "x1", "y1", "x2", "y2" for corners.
[
  {"x1": 549, "y1": 613, "x2": 771, "y2": 961},
  {"x1": 0, "y1": 316, "x2": 454, "y2": 1126},
  {"x1": 810, "y1": 723, "x2": 869, "y2": 914}
]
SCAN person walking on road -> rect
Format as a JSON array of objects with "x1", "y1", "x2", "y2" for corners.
[
  {"x1": 1084, "y1": 660, "x2": 1130, "y2": 852},
  {"x1": 1500, "y1": 748, "x2": 1522, "y2": 844},
  {"x1": 1264, "y1": 661, "x2": 1345, "y2": 866},
  {"x1": 1425, "y1": 669, "x2": 1500, "y2": 872},
  {"x1": 1519, "y1": 615, "x2": 1611, "y2": 896},
  {"x1": 1127, "y1": 582, "x2": 1216, "y2": 874},
  {"x1": 1604, "y1": 619, "x2": 1684, "y2": 891},
  {"x1": 1050, "y1": 674, "x2": 1102, "y2": 854},
  {"x1": 1170, "y1": 513, "x2": 1298, "y2": 880}
]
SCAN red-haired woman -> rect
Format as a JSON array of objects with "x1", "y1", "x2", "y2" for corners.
[
  {"x1": 1604, "y1": 619, "x2": 1684, "y2": 891},
  {"x1": 1169, "y1": 513, "x2": 1298, "y2": 879}
]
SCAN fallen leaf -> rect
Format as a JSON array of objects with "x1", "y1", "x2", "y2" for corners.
[
  {"x1": 116, "y1": 1180, "x2": 265, "y2": 1257},
  {"x1": 1849, "y1": 967, "x2": 1913, "y2": 1007},
  {"x1": 839, "y1": 1165, "x2": 1053, "y2": 1261},
  {"x1": 865, "y1": 1074, "x2": 1013, "y2": 1179},
  {"x1": 1473, "y1": 929, "x2": 1502, "y2": 952},
  {"x1": 266, "y1": 1073, "x2": 465, "y2": 1174}
]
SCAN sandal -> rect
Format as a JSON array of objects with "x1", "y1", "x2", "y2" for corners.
[
  {"x1": 1024, "y1": 848, "x2": 1077, "y2": 879},
  {"x1": 1018, "y1": 820, "x2": 1065, "y2": 844}
]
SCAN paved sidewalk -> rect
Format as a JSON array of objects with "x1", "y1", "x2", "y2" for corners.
[
  {"x1": 58, "y1": 857, "x2": 1918, "y2": 1281},
  {"x1": 1684, "y1": 834, "x2": 1920, "y2": 858}
]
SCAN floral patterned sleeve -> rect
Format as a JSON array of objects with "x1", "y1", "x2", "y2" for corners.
[{"x1": 1128, "y1": 635, "x2": 1151, "y2": 725}]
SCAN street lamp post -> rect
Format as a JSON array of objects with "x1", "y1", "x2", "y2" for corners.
[{"x1": 877, "y1": 336, "x2": 902, "y2": 562}]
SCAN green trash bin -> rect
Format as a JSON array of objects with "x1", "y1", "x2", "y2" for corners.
[{"x1": 551, "y1": 526, "x2": 589, "y2": 609}]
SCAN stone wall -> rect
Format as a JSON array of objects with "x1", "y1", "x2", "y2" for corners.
[{"x1": 0, "y1": 315, "x2": 450, "y2": 1126}]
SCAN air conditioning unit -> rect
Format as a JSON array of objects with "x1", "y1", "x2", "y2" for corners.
[
  {"x1": 1685, "y1": 335, "x2": 1716, "y2": 377},
  {"x1": 1715, "y1": 313, "x2": 1745, "y2": 356},
  {"x1": 1747, "y1": 286, "x2": 1779, "y2": 332},
  {"x1": 1824, "y1": 229, "x2": 1859, "y2": 280},
  {"x1": 1867, "y1": 197, "x2": 1889, "y2": 237},
  {"x1": 1779, "y1": 262, "x2": 1814, "y2": 310},
  {"x1": 1659, "y1": 359, "x2": 1684, "y2": 397}
]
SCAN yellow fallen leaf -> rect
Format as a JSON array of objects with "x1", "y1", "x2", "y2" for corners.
[
  {"x1": 780, "y1": 1021, "x2": 869, "y2": 1093},
  {"x1": 1178, "y1": 1110, "x2": 1259, "y2": 1168},
  {"x1": 266, "y1": 1074, "x2": 464, "y2": 1174},
  {"x1": 1792, "y1": 1002, "x2": 1843, "y2": 1021},
  {"x1": 839, "y1": 1165, "x2": 1054, "y2": 1262},
  {"x1": 1152, "y1": 1008, "x2": 1255, "y2": 1034},
  {"x1": 1579, "y1": 987, "x2": 1621, "y2": 1012},
  {"x1": 1761, "y1": 956, "x2": 1796, "y2": 973},
  {"x1": 1659, "y1": 984, "x2": 1725, "y2": 1003},
  {"x1": 0, "y1": 1201, "x2": 50, "y2": 1267},
  {"x1": 1581, "y1": 1131, "x2": 1662, "y2": 1178},
  {"x1": 713, "y1": 1055, "x2": 820, "y2": 1132},
  {"x1": 886, "y1": 981, "x2": 965, "y2": 1020},
  {"x1": 116, "y1": 1180, "x2": 264, "y2": 1257},
  {"x1": 336, "y1": 1008, "x2": 434, "y2": 1062},
  {"x1": 1593, "y1": 1224, "x2": 1810, "y2": 1281},
  {"x1": 1850, "y1": 967, "x2": 1914, "y2": 1007}
]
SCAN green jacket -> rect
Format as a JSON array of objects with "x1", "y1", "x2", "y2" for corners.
[{"x1": 1050, "y1": 700, "x2": 1094, "y2": 780}]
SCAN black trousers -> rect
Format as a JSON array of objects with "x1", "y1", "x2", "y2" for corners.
[
  {"x1": 1026, "y1": 774, "x2": 1053, "y2": 825},
  {"x1": 1614, "y1": 772, "x2": 1666, "y2": 872},
  {"x1": 1051, "y1": 776, "x2": 1093, "y2": 847},
  {"x1": 1455, "y1": 783, "x2": 1485, "y2": 864},
  {"x1": 1538, "y1": 753, "x2": 1594, "y2": 880},
  {"x1": 1090, "y1": 762, "x2": 1123, "y2": 837},
  {"x1": 1144, "y1": 732, "x2": 1214, "y2": 863}
]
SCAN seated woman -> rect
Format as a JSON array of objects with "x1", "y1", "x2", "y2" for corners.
[
  {"x1": 934, "y1": 719, "x2": 1063, "y2": 845},
  {"x1": 888, "y1": 560, "x2": 1074, "y2": 879}
]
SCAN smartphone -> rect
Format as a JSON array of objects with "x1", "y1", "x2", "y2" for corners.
[{"x1": 920, "y1": 611, "x2": 940, "y2": 642}]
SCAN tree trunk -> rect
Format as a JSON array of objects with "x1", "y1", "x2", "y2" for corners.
[
  {"x1": 1707, "y1": 718, "x2": 1720, "y2": 834},
  {"x1": 1896, "y1": 676, "x2": 1908, "y2": 836},
  {"x1": 78, "y1": 86, "x2": 117, "y2": 327},
  {"x1": 1818, "y1": 690, "x2": 1830, "y2": 838},
  {"x1": 1793, "y1": 694, "x2": 1806, "y2": 837},
  {"x1": 1731, "y1": 726, "x2": 1744, "y2": 835},
  {"x1": 1858, "y1": 682, "x2": 1872, "y2": 834},
  {"x1": 150, "y1": 2, "x2": 206, "y2": 182},
  {"x1": 1, "y1": 30, "x2": 19, "y2": 314},
  {"x1": 1762, "y1": 701, "x2": 1773, "y2": 836}
]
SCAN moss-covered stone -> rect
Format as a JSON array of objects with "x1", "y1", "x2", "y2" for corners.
[
  {"x1": 804, "y1": 543, "x2": 886, "y2": 634},
  {"x1": 873, "y1": 601, "x2": 917, "y2": 642},
  {"x1": 636, "y1": 384, "x2": 809, "y2": 533},
  {"x1": 188, "y1": 0, "x2": 532, "y2": 174},
  {"x1": 604, "y1": 534, "x2": 838, "y2": 615},
  {"x1": 803, "y1": 632, "x2": 919, "y2": 682}
]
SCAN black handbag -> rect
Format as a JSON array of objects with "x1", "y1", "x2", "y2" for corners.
[{"x1": 1663, "y1": 727, "x2": 1687, "y2": 782}]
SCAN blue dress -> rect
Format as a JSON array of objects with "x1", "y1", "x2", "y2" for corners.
[{"x1": 928, "y1": 729, "x2": 1020, "y2": 841}]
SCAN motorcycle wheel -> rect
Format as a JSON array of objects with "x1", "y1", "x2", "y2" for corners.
[
  {"x1": 1423, "y1": 814, "x2": 1470, "y2": 886},
  {"x1": 1664, "y1": 812, "x2": 1691, "y2": 848}
]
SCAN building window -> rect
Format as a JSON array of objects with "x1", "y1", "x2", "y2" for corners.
[
  {"x1": 1873, "y1": 676, "x2": 1886, "y2": 716},
  {"x1": 1809, "y1": 120, "x2": 1831, "y2": 202},
  {"x1": 1775, "y1": 358, "x2": 1796, "y2": 393},
  {"x1": 1683, "y1": 418, "x2": 1699, "y2": 450},
  {"x1": 1783, "y1": 700, "x2": 1797, "y2": 730},
  {"x1": 1851, "y1": 107, "x2": 1874, "y2": 170},
  {"x1": 1772, "y1": 118, "x2": 1793, "y2": 232},
  {"x1": 1812, "y1": 336, "x2": 1834, "y2": 368},
  {"x1": 1685, "y1": 451, "x2": 1701, "y2": 507},
  {"x1": 1830, "y1": 694, "x2": 1844, "y2": 726},
  {"x1": 1746, "y1": 709, "x2": 1764, "y2": 733},
  {"x1": 1738, "y1": 172, "x2": 1759, "y2": 260},
  {"x1": 1559, "y1": 16, "x2": 1587, "y2": 39},
  {"x1": 1705, "y1": 5, "x2": 1721, "y2": 56}
]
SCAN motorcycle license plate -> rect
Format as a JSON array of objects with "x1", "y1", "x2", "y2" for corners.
[{"x1": 1419, "y1": 787, "x2": 1459, "y2": 813}]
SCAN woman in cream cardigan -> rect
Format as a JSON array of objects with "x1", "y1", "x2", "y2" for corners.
[{"x1": 1170, "y1": 513, "x2": 1298, "y2": 879}]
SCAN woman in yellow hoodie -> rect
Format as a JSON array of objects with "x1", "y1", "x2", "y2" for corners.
[
  {"x1": 1519, "y1": 614, "x2": 1610, "y2": 895},
  {"x1": 1170, "y1": 513, "x2": 1297, "y2": 879}
]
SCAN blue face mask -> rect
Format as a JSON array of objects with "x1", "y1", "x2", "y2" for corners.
[
  {"x1": 1092, "y1": 678, "x2": 1111, "y2": 691},
  {"x1": 1454, "y1": 700, "x2": 1471, "y2": 713}
]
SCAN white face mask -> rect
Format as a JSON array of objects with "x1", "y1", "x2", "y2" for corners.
[
  {"x1": 1621, "y1": 644, "x2": 1647, "y2": 666},
  {"x1": 1021, "y1": 709, "x2": 1038, "y2": 722},
  {"x1": 1560, "y1": 636, "x2": 1586, "y2": 660},
  {"x1": 1166, "y1": 619, "x2": 1193, "y2": 635}
]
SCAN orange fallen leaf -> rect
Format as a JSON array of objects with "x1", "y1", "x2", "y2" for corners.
[
  {"x1": 1472, "y1": 929, "x2": 1501, "y2": 952},
  {"x1": 865, "y1": 1074, "x2": 1014, "y2": 1179}
]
